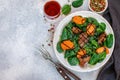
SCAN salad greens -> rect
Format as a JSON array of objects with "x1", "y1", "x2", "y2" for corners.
[
  {"x1": 56, "y1": 15, "x2": 114, "y2": 67},
  {"x1": 89, "y1": 52, "x2": 106, "y2": 65},
  {"x1": 57, "y1": 41, "x2": 63, "y2": 53},
  {"x1": 105, "y1": 34, "x2": 114, "y2": 48},
  {"x1": 65, "y1": 50, "x2": 76, "y2": 58},
  {"x1": 68, "y1": 56, "x2": 79, "y2": 65}
]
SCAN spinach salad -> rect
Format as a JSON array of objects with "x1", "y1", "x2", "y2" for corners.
[{"x1": 56, "y1": 15, "x2": 113, "y2": 67}]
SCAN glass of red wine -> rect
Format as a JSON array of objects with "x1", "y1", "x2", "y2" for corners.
[{"x1": 43, "y1": 0, "x2": 61, "y2": 23}]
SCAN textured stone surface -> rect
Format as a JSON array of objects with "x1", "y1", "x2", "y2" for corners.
[{"x1": 0, "y1": 0, "x2": 100, "y2": 80}]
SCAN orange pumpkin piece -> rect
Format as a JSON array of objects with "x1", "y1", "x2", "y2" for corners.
[
  {"x1": 72, "y1": 16, "x2": 86, "y2": 25},
  {"x1": 87, "y1": 24, "x2": 96, "y2": 35},
  {"x1": 96, "y1": 46, "x2": 109, "y2": 54},
  {"x1": 105, "y1": 47, "x2": 109, "y2": 54},
  {"x1": 61, "y1": 40, "x2": 74, "y2": 50},
  {"x1": 78, "y1": 49, "x2": 86, "y2": 56},
  {"x1": 61, "y1": 43, "x2": 69, "y2": 50},
  {"x1": 77, "y1": 54, "x2": 81, "y2": 58},
  {"x1": 96, "y1": 47, "x2": 105, "y2": 54}
]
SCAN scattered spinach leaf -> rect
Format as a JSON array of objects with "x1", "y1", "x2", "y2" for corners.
[
  {"x1": 72, "y1": 0, "x2": 83, "y2": 8},
  {"x1": 62, "y1": 4, "x2": 71, "y2": 15}
]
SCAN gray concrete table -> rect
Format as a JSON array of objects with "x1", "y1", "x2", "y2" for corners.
[{"x1": 0, "y1": 0, "x2": 100, "y2": 80}]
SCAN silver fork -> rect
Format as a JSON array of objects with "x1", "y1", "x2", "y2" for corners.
[
  {"x1": 36, "y1": 44, "x2": 81, "y2": 80},
  {"x1": 37, "y1": 44, "x2": 71, "y2": 80}
]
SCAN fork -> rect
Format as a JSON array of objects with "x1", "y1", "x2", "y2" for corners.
[
  {"x1": 37, "y1": 44, "x2": 71, "y2": 80},
  {"x1": 36, "y1": 44, "x2": 81, "y2": 80}
]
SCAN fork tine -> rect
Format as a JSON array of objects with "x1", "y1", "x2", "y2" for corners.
[
  {"x1": 37, "y1": 47, "x2": 49, "y2": 59},
  {"x1": 36, "y1": 44, "x2": 45, "y2": 53},
  {"x1": 35, "y1": 45, "x2": 47, "y2": 55},
  {"x1": 40, "y1": 44, "x2": 52, "y2": 58},
  {"x1": 38, "y1": 44, "x2": 51, "y2": 59},
  {"x1": 35, "y1": 44, "x2": 52, "y2": 60}
]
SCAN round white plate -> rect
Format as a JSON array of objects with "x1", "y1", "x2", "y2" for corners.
[{"x1": 53, "y1": 11, "x2": 115, "y2": 72}]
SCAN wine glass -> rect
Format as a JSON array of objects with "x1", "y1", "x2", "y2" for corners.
[{"x1": 43, "y1": 0, "x2": 61, "y2": 24}]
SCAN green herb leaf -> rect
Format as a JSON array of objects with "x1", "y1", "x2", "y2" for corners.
[
  {"x1": 72, "y1": 0, "x2": 83, "y2": 8},
  {"x1": 66, "y1": 21, "x2": 73, "y2": 29},
  {"x1": 56, "y1": 41, "x2": 63, "y2": 53},
  {"x1": 68, "y1": 56, "x2": 79, "y2": 66},
  {"x1": 87, "y1": 17, "x2": 99, "y2": 26},
  {"x1": 61, "y1": 28, "x2": 68, "y2": 40},
  {"x1": 91, "y1": 40, "x2": 98, "y2": 48},
  {"x1": 89, "y1": 53, "x2": 99, "y2": 65},
  {"x1": 62, "y1": 4, "x2": 71, "y2": 15},
  {"x1": 64, "y1": 50, "x2": 76, "y2": 58},
  {"x1": 106, "y1": 34, "x2": 114, "y2": 48},
  {"x1": 99, "y1": 22, "x2": 106, "y2": 31},
  {"x1": 98, "y1": 52, "x2": 106, "y2": 62},
  {"x1": 96, "y1": 28, "x2": 104, "y2": 35},
  {"x1": 73, "y1": 40, "x2": 80, "y2": 52}
]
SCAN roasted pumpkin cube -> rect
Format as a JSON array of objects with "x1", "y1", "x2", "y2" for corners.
[{"x1": 61, "y1": 40, "x2": 74, "y2": 50}]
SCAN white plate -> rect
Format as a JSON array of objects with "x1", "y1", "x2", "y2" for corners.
[{"x1": 53, "y1": 11, "x2": 115, "y2": 72}]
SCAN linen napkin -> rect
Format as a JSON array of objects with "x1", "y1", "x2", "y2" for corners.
[{"x1": 97, "y1": 0, "x2": 120, "y2": 80}]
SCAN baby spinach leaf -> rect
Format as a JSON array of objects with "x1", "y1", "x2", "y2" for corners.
[
  {"x1": 89, "y1": 52, "x2": 106, "y2": 65},
  {"x1": 68, "y1": 56, "x2": 79, "y2": 66},
  {"x1": 82, "y1": 22, "x2": 88, "y2": 27},
  {"x1": 72, "y1": 34, "x2": 79, "y2": 41},
  {"x1": 103, "y1": 40, "x2": 107, "y2": 46},
  {"x1": 85, "y1": 48, "x2": 93, "y2": 56},
  {"x1": 84, "y1": 43, "x2": 93, "y2": 49},
  {"x1": 99, "y1": 22, "x2": 106, "y2": 31},
  {"x1": 66, "y1": 21, "x2": 73, "y2": 29},
  {"x1": 62, "y1": 4, "x2": 71, "y2": 15},
  {"x1": 82, "y1": 27, "x2": 87, "y2": 32},
  {"x1": 56, "y1": 41, "x2": 63, "y2": 53},
  {"x1": 98, "y1": 52, "x2": 106, "y2": 62},
  {"x1": 76, "y1": 24, "x2": 82, "y2": 29},
  {"x1": 72, "y1": 0, "x2": 83, "y2": 8},
  {"x1": 88, "y1": 17, "x2": 99, "y2": 26},
  {"x1": 89, "y1": 53, "x2": 99, "y2": 65},
  {"x1": 61, "y1": 28, "x2": 68, "y2": 40},
  {"x1": 84, "y1": 43, "x2": 93, "y2": 56},
  {"x1": 96, "y1": 28, "x2": 104, "y2": 35},
  {"x1": 106, "y1": 34, "x2": 114, "y2": 48},
  {"x1": 64, "y1": 50, "x2": 76, "y2": 58},
  {"x1": 76, "y1": 21, "x2": 88, "y2": 31},
  {"x1": 87, "y1": 17, "x2": 92, "y2": 23},
  {"x1": 73, "y1": 40, "x2": 80, "y2": 52},
  {"x1": 67, "y1": 29, "x2": 73, "y2": 39},
  {"x1": 91, "y1": 40, "x2": 98, "y2": 48}
]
